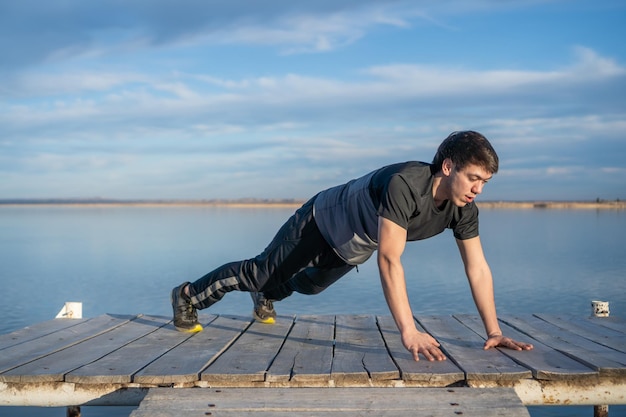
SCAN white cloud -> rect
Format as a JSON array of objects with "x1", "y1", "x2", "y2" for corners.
[
  {"x1": 601, "y1": 167, "x2": 626, "y2": 174},
  {"x1": 2, "y1": 71, "x2": 149, "y2": 98},
  {"x1": 571, "y1": 46, "x2": 625, "y2": 78},
  {"x1": 364, "y1": 47, "x2": 625, "y2": 96},
  {"x1": 1, "y1": 0, "x2": 571, "y2": 70},
  {"x1": 1, "y1": 1, "x2": 624, "y2": 200},
  {"x1": 0, "y1": 1, "x2": 418, "y2": 69},
  {"x1": 545, "y1": 166, "x2": 584, "y2": 176},
  {"x1": 2, "y1": 46, "x2": 623, "y2": 140}
]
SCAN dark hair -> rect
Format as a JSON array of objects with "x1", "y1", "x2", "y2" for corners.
[{"x1": 432, "y1": 131, "x2": 499, "y2": 174}]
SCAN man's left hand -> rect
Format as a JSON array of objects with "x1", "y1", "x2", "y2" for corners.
[{"x1": 484, "y1": 335, "x2": 534, "y2": 351}]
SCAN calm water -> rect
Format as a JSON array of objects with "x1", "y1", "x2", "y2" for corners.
[{"x1": 0, "y1": 205, "x2": 624, "y2": 417}]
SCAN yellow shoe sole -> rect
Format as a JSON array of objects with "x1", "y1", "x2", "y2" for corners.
[
  {"x1": 176, "y1": 323, "x2": 203, "y2": 333},
  {"x1": 253, "y1": 312, "x2": 276, "y2": 324}
]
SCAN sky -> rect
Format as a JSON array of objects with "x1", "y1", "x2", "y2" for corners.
[{"x1": 1, "y1": 0, "x2": 625, "y2": 201}]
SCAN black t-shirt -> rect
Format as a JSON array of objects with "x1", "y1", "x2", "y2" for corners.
[
  {"x1": 369, "y1": 161, "x2": 479, "y2": 241},
  {"x1": 314, "y1": 161, "x2": 479, "y2": 265}
]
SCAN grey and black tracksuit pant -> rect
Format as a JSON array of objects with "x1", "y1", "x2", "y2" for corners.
[{"x1": 188, "y1": 196, "x2": 355, "y2": 310}]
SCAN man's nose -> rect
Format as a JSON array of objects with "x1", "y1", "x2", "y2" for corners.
[{"x1": 472, "y1": 182, "x2": 484, "y2": 195}]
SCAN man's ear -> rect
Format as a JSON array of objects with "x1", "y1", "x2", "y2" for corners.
[{"x1": 441, "y1": 158, "x2": 454, "y2": 176}]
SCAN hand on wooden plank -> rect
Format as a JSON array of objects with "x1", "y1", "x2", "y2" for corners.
[
  {"x1": 483, "y1": 334, "x2": 534, "y2": 351},
  {"x1": 402, "y1": 329, "x2": 447, "y2": 362}
]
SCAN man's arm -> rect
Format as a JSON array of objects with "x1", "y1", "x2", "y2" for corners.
[
  {"x1": 456, "y1": 236, "x2": 533, "y2": 351},
  {"x1": 378, "y1": 216, "x2": 446, "y2": 361}
]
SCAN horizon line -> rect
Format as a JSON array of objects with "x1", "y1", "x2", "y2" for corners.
[{"x1": 0, "y1": 198, "x2": 624, "y2": 210}]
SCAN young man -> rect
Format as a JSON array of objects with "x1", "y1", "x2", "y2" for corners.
[{"x1": 171, "y1": 131, "x2": 533, "y2": 361}]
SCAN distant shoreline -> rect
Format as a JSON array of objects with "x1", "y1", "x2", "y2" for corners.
[
  {"x1": 475, "y1": 200, "x2": 625, "y2": 210},
  {"x1": 0, "y1": 199, "x2": 306, "y2": 209},
  {"x1": 0, "y1": 199, "x2": 624, "y2": 210}
]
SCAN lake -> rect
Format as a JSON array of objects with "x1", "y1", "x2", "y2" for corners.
[{"x1": 0, "y1": 205, "x2": 624, "y2": 417}]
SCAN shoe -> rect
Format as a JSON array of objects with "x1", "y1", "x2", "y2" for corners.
[
  {"x1": 171, "y1": 282, "x2": 203, "y2": 333},
  {"x1": 250, "y1": 292, "x2": 276, "y2": 324}
]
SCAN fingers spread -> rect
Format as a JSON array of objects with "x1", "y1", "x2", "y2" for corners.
[
  {"x1": 419, "y1": 345, "x2": 446, "y2": 362},
  {"x1": 484, "y1": 336, "x2": 534, "y2": 351}
]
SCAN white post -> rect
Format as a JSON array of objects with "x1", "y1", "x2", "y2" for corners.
[
  {"x1": 591, "y1": 300, "x2": 610, "y2": 318},
  {"x1": 55, "y1": 302, "x2": 83, "y2": 319},
  {"x1": 591, "y1": 300, "x2": 609, "y2": 417}
]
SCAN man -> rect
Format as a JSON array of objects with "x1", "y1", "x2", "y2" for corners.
[{"x1": 171, "y1": 131, "x2": 533, "y2": 361}]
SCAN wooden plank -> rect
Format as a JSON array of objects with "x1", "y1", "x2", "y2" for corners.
[
  {"x1": 455, "y1": 315, "x2": 598, "y2": 381},
  {"x1": 0, "y1": 315, "x2": 169, "y2": 383},
  {"x1": 498, "y1": 314, "x2": 626, "y2": 376},
  {"x1": 535, "y1": 314, "x2": 626, "y2": 353},
  {"x1": 0, "y1": 314, "x2": 136, "y2": 376},
  {"x1": 331, "y1": 315, "x2": 399, "y2": 385},
  {"x1": 266, "y1": 315, "x2": 335, "y2": 384},
  {"x1": 134, "y1": 315, "x2": 251, "y2": 384},
  {"x1": 376, "y1": 315, "x2": 464, "y2": 386},
  {"x1": 201, "y1": 315, "x2": 295, "y2": 384},
  {"x1": 0, "y1": 318, "x2": 89, "y2": 351},
  {"x1": 586, "y1": 316, "x2": 626, "y2": 334},
  {"x1": 417, "y1": 315, "x2": 531, "y2": 383},
  {"x1": 66, "y1": 315, "x2": 221, "y2": 384},
  {"x1": 129, "y1": 387, "x2": 530, "y2": 417}
]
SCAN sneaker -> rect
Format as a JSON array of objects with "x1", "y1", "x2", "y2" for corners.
[
  {"x1": 171, "y1": 282, "x2": 203, "y2": 333},
  {"x1": 250, "y1": 292, "x2": 276, "y2": 324}
]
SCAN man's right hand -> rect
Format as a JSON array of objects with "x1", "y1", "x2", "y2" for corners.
[{"x1": 402, "y1": 329, "x2": 447, "y2": 362}]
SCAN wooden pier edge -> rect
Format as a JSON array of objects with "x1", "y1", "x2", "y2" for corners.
[
  {"x1": 1, "y1": 378, "x2": 625, "y2": 408},
  {"x1": 0, "y1": 313, "x2": 624, "y2": 410}
]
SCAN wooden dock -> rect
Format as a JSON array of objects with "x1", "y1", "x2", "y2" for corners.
[{"x1": 0, "y1": 313, "x2": 624, "y2": 415}]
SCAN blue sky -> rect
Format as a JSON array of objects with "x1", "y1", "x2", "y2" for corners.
[{"x1": 1, "y1": 1, "x2": 625, "y2": 201}]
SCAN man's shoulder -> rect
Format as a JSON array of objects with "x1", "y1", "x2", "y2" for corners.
[
  {"x1": 372, "y1": 161, "x2": 432, "y2": 184},
  {"x1": 388, "y1": 161, "x2": 431, "y2": 172},
  {"x1": 394, "y1": 161, "x2": 435, "y2": 193}
]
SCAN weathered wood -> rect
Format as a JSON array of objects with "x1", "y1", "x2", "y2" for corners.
[
  {"x1": 266, "y1": 315, "x2": 335, "y2": 384},
  {"x1": 331, "y1": 315, "x2": 399, "y2": 385},
  {"x1": 1, "y1": 313, "x2": 625, "y2": 409},
  {"x1": 0, "y1": 315, "x2": 169, "y2": 383},
  {"x1": 498, "y1": 314, "x2": 626, "y2": 376},
  {"x1": 376, "y1": 315, "x2": 464, "y2": 386},
  {"x1": 0, "y1": 314, "x2": 136, "y2": 376},
  {"x1": 65, "y1": 315, "x2": 221, "y2": 384},
  {"x1": 535, "y1": 314, "x2": 626, "y2": 353},
  {"x1": 586, "y1": 316, "x2": 626, "y2": 333},
  {"x1": 129, "y1": 387, "x2": 530, "y2": 417},
  {"x1": 133, "y1": 315, "x2": 250, "y2": 385},
  {"x1": 418, "y1": 315, "x2": 531, "y2": 382},
  {"x1": 455, "y1": 314, "x2": 598, "y2": 380},
  {"x1": 0, "y1": 318, "x2": 88, "y2": 351},
  {"x1": 200, "y1": 315, "x2": 295, "y2": 384}
]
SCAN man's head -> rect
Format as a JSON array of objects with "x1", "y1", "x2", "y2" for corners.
[{"x1": 432, "y1": 131, "x2": 499, "y2": 175}]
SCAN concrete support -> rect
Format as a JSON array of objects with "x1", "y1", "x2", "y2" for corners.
[
  {"x1": 67, "y1": 405, "x2": 81, "y2": 417},
  {"x1": 594, "y1": 404, "x2": 609, "y2": 417}
]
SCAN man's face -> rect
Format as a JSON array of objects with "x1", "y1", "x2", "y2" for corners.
[{"x1": 448, "y1": 162, "x2": 493, "y2": 207}]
